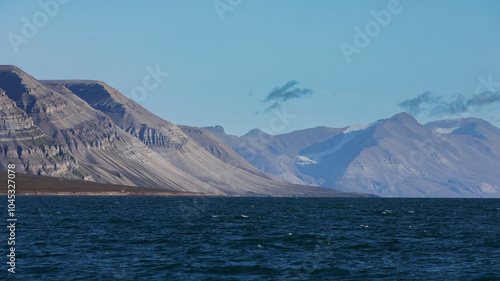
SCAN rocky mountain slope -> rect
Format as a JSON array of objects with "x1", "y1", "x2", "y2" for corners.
[
  {"x1": 207, "y1": 113, "x2": 500, "y2": 198},
  {"x1": 0, "y1": 65, "x2": 370, "y2": 197}
]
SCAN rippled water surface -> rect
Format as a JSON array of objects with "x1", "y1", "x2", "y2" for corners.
[{"x1": 5, "y1": 197, "x2": 500, "y2": 280}]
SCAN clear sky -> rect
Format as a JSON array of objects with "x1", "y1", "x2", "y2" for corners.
[{"x1": 1, "y1": 0, "x2": 499, "y2": 135}]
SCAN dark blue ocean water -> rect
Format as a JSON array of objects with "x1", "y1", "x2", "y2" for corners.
[{"x1": 3, "y1": 197, "x2": 499, "y2": 280}]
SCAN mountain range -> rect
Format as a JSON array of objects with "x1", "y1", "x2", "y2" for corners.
[
  {"x1": 0, "y1": 65, "x2": 369, "y2": 197},
  {"x1": 206, "y1": 113, "x2": 500, "y2": 197},
  {"x1": 2, "y1": 65, "x2": 498, "y2": 197}
]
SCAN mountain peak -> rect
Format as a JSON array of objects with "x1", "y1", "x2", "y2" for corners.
[
  {"x1": 245, "y1": 128, "x2": 268, "y2": 137},
  {"x1": 387, "y1": 112, "x2": 418, "y2": 124},
  {"x1": 204, "y1": 125, "x2": 226, "y2": 135},
  {"x1": 42, "y1": 80, "x2": 127, "y2": 104},
  {"x1": 0, "y1": 65, "x2": 41, "y2": 90},
  {"x1": 0, "y1": 65, "x2": 22, "y2": 73},
  {"x1": 426, "y1": 117, "x2": 500, "y2": 140}
]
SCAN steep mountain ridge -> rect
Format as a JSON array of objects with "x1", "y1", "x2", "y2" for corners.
[{"x1": 44, "y1": 80, "x2": 190, "y2": 150}]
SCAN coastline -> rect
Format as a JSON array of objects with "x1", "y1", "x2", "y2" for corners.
[
  {"x1": 1, "y1": 171, "x2": 223, "y2": 197},
  {"x1": 2, "y1": 191, "x2": 222, "y2": 197}
]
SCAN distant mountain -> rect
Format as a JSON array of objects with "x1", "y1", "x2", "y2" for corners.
[
  {"x1": 0, "y1": 65, "x2": 370, "y2": 197},
  {"x1": 205, "y1": 125, "x2": 343, "y2": 185},
  {"x1": 207, "y1": 113, "x2": 500, "y2": 197},
  {"x1": 425, "y1": 118, "x2": 500, "y2": 149}
]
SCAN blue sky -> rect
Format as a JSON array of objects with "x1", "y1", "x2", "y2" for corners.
[{"x1": 1, "y1": 0, "x2": 499, "y2": 135}]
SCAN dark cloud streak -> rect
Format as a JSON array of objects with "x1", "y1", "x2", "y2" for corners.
[
  {"x1": 263, "y1": 80, "x2": 314, "y2": 112},
  {"x1": 398, "y1": 91, "x2": 500, "y2": 117},
  {"x1": 398, "y1": 91, "x2": 439, "y2": 115}
]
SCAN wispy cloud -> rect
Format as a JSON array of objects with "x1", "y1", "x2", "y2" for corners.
[
  {"x1": 263, "y1": 80, "x2": 314, "y2": 112},
  {"x1": 398, "y1": 91, "x2": 500, "y2": 117},
  {"x1": 398, "y1": 91, "x2": 440, "y2": 115}
]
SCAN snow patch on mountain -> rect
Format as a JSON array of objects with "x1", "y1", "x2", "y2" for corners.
[
  {"x1": 296, "y1": 156, "x2": 318, "y2": 165},
  {"x1": 304, "y1": 122, "x2": 377, "y2": 162},
  {"x1": 434, "y1": 127, "x2": 458, "y2": 134},
  {"x1": 344, "y1": 121, "x2": 377, "y2": 134}
]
